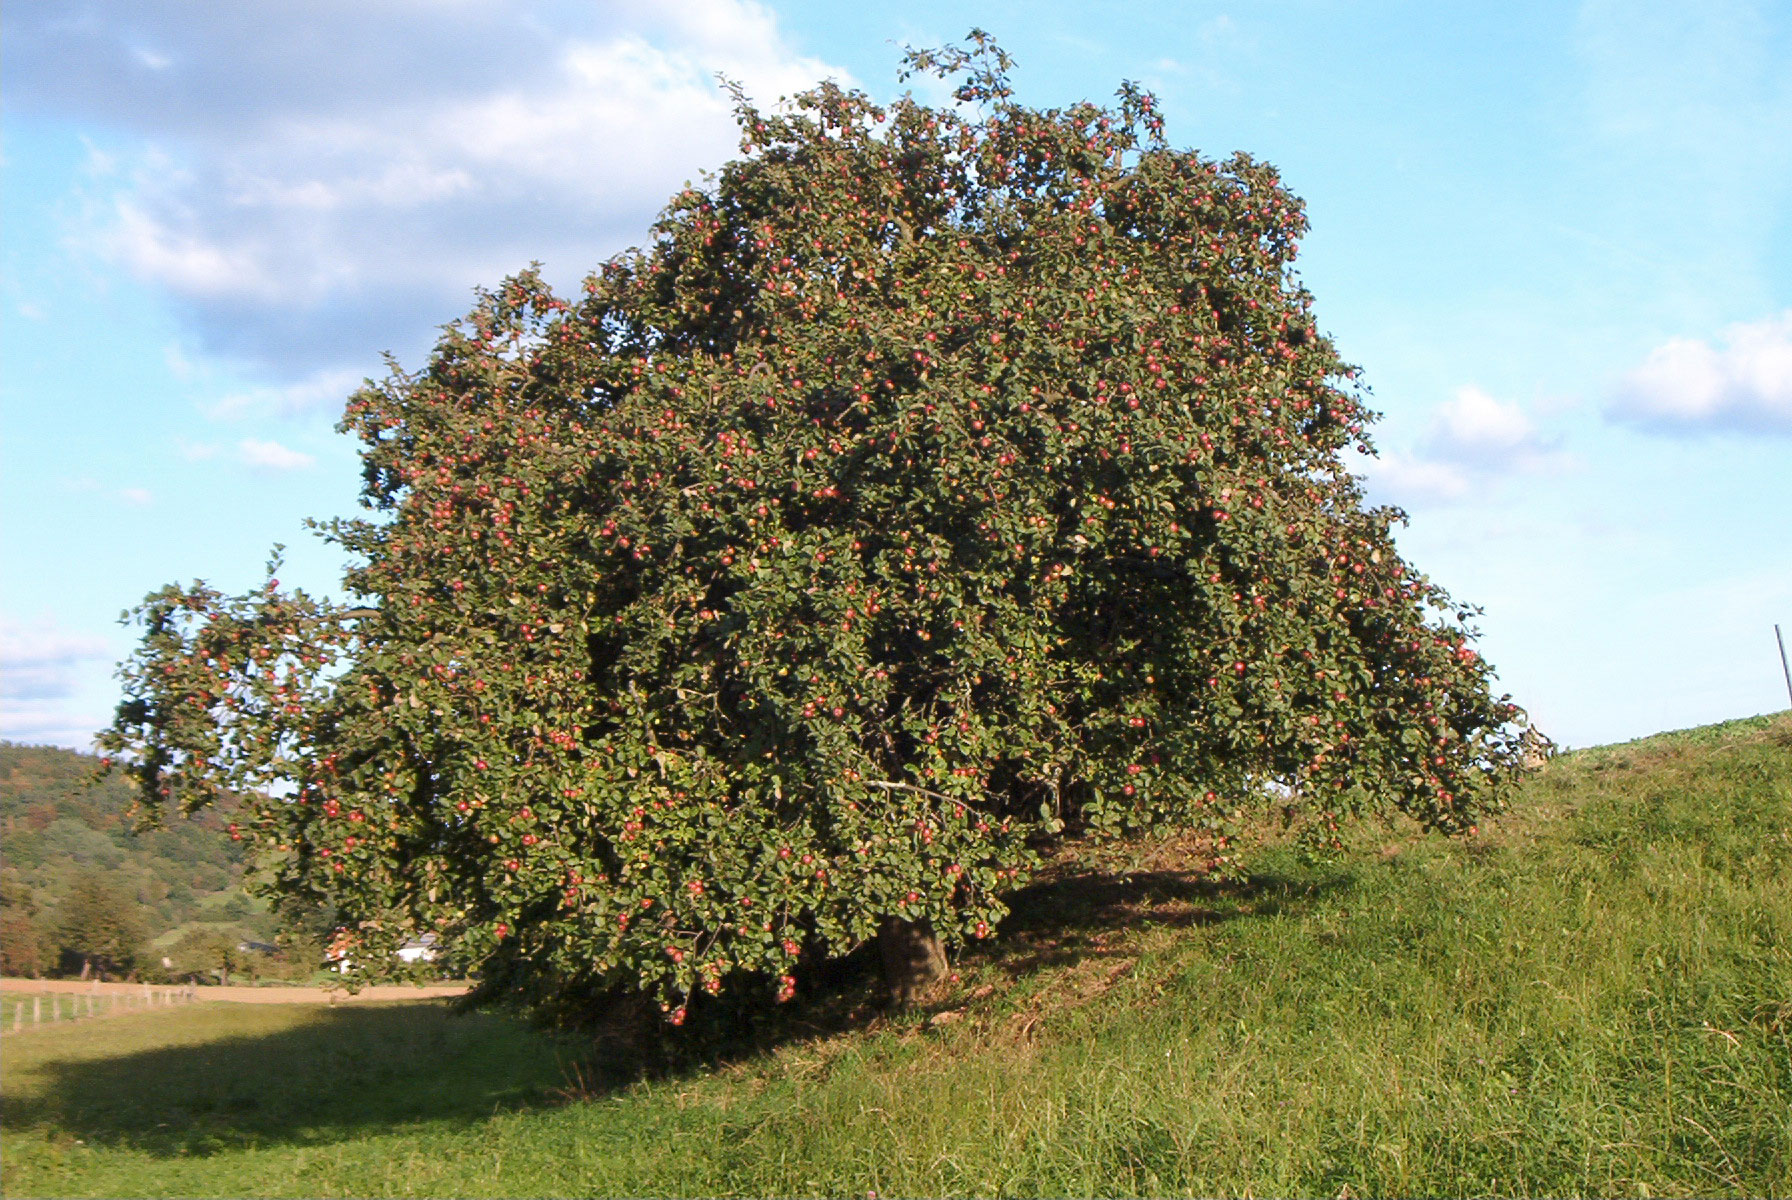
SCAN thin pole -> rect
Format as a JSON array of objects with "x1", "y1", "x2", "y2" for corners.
[{"x1": 1777, "y1": 625, "x2": 1792, "y2": 709}]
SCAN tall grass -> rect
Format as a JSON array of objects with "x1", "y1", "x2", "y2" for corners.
[{"x1": 3, "y1": 714, "x2": 1787, "y2": 1197}]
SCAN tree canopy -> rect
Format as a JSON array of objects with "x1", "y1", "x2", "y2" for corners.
[{"x1": 99, "y1": 35, "x2": 1537, "y2": 1024}]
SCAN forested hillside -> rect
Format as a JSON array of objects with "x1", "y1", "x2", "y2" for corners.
[{"x1": 0, "y1": 742, "x2": 278, "y2": 977}]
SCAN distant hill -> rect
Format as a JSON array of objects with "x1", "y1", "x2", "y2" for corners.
[{"x1": 0, "y1": 742, "x2": 275, "y2": 976}]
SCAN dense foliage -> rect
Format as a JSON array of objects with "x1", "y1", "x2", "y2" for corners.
[{"x1": 98, "y1": 37, "x2": 1535, "y2": 1022}]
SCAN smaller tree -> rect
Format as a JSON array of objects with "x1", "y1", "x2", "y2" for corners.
[
  {"x1": 0, "y1": 873, "x2": 52, "y2": 977},
  {"x1": 165, "y1": 926, "x2": 247, "y2": 985},
  {"x1": 0, "y1": 911, "x2": 49, "y2": 977},
  {"x1": 270, "y1": 895, "x2": 339, "y2": 979},
  {"x1": 56, "y1": 873, "x2": 147, "y2": 980}
]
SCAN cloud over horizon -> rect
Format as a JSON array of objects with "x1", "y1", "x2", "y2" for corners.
[{"x1": 0, "y1": 619, "x2": 113, "y2": 749}]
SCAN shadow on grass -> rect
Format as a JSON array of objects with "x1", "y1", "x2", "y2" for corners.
[
  {"x1": 4, "y1": 860, "x2": 1348, "y2": 1157},
  {"x1": 984, "y1": 854, "x2": 1351, "y2": 977},
  {"x1": 0, "y1": 1002, "x2": 566, "y2": 1158},
  {"x1": 630, "y1": 856, "x2": 1352, "y2": 1082}
]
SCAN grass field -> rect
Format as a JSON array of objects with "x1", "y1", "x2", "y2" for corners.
[{"x1": 2, "y1": 714, "x2": 1787, "y2": 1197}]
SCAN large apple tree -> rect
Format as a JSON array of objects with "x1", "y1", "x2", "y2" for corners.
[{"x1": 99, "y1": 35, "x2": 1537, "y2": 1024}]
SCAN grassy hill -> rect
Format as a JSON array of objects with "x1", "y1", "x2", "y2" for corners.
[
  {"x1": 0, "y1": 743, "x2": 275, "y2": 975},
  {"x1": 2, "y1": 713, "x2": 1787, "y2": 1197}
]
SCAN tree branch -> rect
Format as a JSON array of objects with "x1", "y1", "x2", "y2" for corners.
[{"x1": 862, "y1": 779, "x2": 986, "y2": 809}]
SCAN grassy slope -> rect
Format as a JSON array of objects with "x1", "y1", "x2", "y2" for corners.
[{"x1": 2, "y1": 714, "x2": 1787, "y2": 1198}]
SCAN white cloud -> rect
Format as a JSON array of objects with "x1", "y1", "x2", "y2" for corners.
[
  {"x1": 209, "y1": 367, "x2": 367, "y2": 419},
  {"x1": 1351, "y1": 450, "x2": 1471, "y2": 505},
  {"x1": 79, "y1": 138, "x2": 119, "y2": 179},
  {"x1": 15, "y1": 1, "x2": 849, "y2": 375},
  {"x1": 0, "y1": 620, "x2": 110, "y2": 704},
  {"x1": 1361, "y1": 453, "x2": 1476, "y2": 505},
  {"x1": 163, "y1": 342, "x2": 201, "y2": 379},
  {"x1": 1608, "y1": 311, "x2": 1792, "y2": 434},
  {"x1": 1427, "y1": 386, "x2": 1539, "y2": 459},
  {"x1": 0, "y1": 701, "x2": 110, "y2": 750},
  {"x1": 100, "y1": 197, "x2": 287, "y2": 301},
  {"x1": 0, "y1": 618, "x2": 124, "y2": 751},
  {"x1": 1357, "y1": 385, "x2": 1568, "y2": 507},
  {"x1": 238, "y1": 439, "x2": 315, "y2": 471},
  {"x1": 118, "y1": 487, "x2": 154, "y2": 506}
]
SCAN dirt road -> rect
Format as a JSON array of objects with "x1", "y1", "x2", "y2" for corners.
[{"x1": 1, "y1": 977, "x2": 468, "y2": 1003}]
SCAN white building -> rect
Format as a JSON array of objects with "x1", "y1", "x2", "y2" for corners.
[{"x1": 396, "y1": 934, "x2": 438, "y2": 964}]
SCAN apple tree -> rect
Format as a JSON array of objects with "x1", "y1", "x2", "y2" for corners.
[{"x1": 98, "y1": 34, "x2": 1538, "y2": 1024}]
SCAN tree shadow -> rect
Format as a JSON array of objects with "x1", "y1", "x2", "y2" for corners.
[
  {"x1": 978, "y1": 852, "x2": 1352, "y2": 978},
  {"x1": 4, "y1": 856, "x2": 1352, "y2": 1157},
  {"x1": 617, "y1": 853, "x2": 1354, "y2": 1081},
  {"x1": 0, "y1": 1002, "x2": 566, "y2": 1158}
]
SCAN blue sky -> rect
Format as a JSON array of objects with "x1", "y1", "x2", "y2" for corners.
[{"x1": 3, "y1": 0, "x2": 1788, "y2": 751}]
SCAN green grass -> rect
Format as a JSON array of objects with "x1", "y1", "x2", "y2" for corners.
[{"x1": 3, "y1": 714, "x2": 1788, "y2": 1197}]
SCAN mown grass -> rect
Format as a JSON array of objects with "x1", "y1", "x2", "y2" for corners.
[{"x1": 3, "y1": 713, "x2": 1787, "y2": 1197}]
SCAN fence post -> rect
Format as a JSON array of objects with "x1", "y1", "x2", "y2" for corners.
[
  {"x1": 1776, "y1": 625, "x2": 1792, "y2": 708},
  {"x1": 12, "y1": 1004, "x2": 21, "y2": 1032},
  {"x1": 33, "y1": 995, "x2": 41, "y2": 1025}
]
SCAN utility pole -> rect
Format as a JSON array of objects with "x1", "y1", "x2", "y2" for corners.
[{"x1": 1777, "y1": 625, "x2": 1792, "y2": 709}]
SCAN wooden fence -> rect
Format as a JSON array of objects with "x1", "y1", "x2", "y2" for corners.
[{"x1": 2, "y1": 984, "x2": 198, "y2": 1034}]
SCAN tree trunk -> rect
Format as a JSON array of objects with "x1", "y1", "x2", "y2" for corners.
[{"x1": 878, "y1": 916, "x2": 948, "y2": 1007}]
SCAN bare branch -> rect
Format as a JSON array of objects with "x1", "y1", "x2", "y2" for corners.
[{"x1": 863, "y1": 779, "x2": 986, "y2": 809}]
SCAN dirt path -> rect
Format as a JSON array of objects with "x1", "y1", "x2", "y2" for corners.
[{"x1": 1, "y1": 977, "x2": 468, "y2": 1004}]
